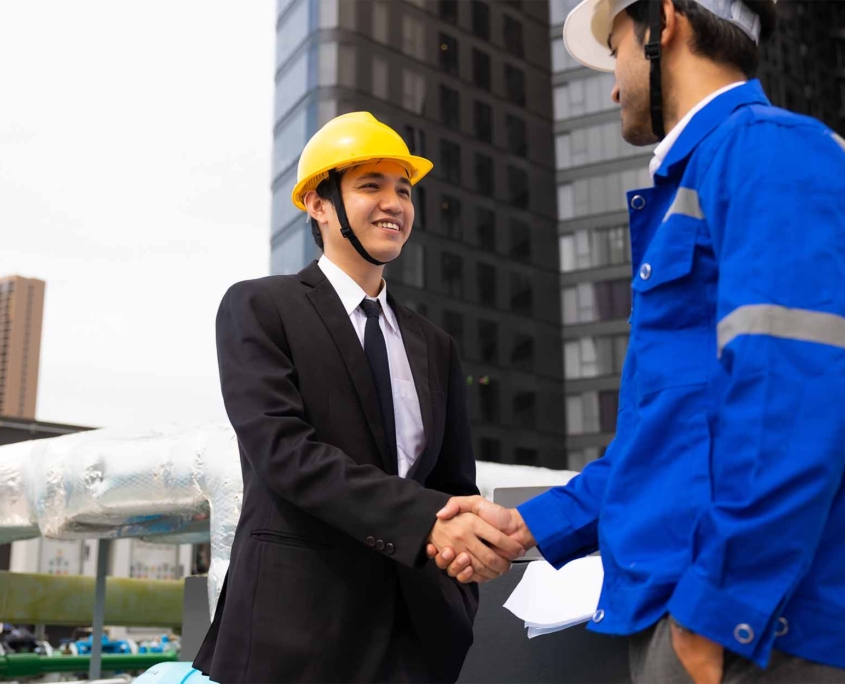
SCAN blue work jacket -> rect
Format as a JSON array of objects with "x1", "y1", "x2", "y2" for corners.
[{"x1": 520, "y1": 80, "x2": 845, "y2": 669}]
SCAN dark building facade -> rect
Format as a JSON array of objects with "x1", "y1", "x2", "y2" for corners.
[{"x1": 270, "y1": 0, "x2": 566, "y2": 468}]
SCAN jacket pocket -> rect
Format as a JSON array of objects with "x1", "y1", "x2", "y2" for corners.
[
  {"x1": 249, "y1": 529, "x2": 331, "y2": 551},
  {"x1": 631, "y1": 216, "x2": 708, "y2": 393}
]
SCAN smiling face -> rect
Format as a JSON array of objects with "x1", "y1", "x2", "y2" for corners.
[
  {"x1": 312, "y1": 160, "x2": 415, "y2": 268},
  {"x1": 609, "y1": 11, "x2": 659, "y2": 146}
]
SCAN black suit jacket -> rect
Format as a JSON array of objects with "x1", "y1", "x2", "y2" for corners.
[{"x1": 193, "y1": 261, "x2": 479, "y2": 683}]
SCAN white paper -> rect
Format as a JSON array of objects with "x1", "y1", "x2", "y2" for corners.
[{"x1": 504, "y1": 556, "x2": 604, "y2": 638}]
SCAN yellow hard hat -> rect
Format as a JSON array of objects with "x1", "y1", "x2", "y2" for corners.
[{"x1": 291, "y1": 112, "x2": 434, "y2": 211}]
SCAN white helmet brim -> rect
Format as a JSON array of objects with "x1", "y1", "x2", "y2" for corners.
[{"x1": 563, "y1": 0, "x2": 640, "y2": 73}]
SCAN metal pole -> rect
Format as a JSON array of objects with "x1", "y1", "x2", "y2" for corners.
[{"x1": 89, "y1": 538, "x2": 111, "y2": 680}]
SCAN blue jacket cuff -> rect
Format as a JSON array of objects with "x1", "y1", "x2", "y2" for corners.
[
  {"x1": 517, "y1": 492, "x2": 595, "y2": 569},
  {"x1": 669, "y1": 568, "x2": 780, "y2": 668}
]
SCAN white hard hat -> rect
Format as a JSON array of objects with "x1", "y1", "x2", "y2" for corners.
[{"x1": 563, "y1": 0, "x2": 774, "y2": 72}]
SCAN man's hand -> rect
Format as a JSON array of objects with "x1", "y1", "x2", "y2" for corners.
[
  {"x1": 427, "y1": 511, "x2": 525, "y2": 582},
  {"x1": 426, "y1": 496, "x2": 536, "y2": 583},
  {"x1": 669, "y1": 618, "x2": 724, "y2": 684}
]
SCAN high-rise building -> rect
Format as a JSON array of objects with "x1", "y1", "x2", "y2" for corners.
[
  {"x1": 0, "y1": 275, "x2": 46, "y2": 420},
  {"x1": 550, "y1": 0, "x2": 844, "y2": 471},
  {"x1": 270, "y1": 0, "x2": 566, "y2": 468}
]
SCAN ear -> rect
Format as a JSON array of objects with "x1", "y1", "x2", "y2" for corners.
[
  {"x1": 661, "y1": 0, "x2": 679, "y2": 47},
  {"x1": 303, "y1": 190, "x2": 333, "y2": 227}
]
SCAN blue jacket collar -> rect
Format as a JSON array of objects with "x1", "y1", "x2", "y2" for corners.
[{"x1": 654, "y1": 79, "x2": 770, "y2": 182}]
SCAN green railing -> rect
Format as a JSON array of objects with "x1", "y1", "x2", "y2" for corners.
[{"x1": 0, "y1": 652, "x2": 179, "y2": 677}]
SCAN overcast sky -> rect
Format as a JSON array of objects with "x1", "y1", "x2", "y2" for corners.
[{"x1": 0, "y1": 1, "x2": 275, "y2": 429}]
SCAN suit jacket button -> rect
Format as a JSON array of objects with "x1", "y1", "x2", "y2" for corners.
[
  {"x1": 366, "y1": 536, "x2": 376, "y2": 547},
  {"x1": 385, "y1": 543, "x2": 395, "y2": 555},
  {"x1": 376, "y1": 539, "x2": 385, "y2": 551}
]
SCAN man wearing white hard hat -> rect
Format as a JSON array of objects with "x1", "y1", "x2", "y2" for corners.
[{"x1": 431, "y1": 1, "x2": 845, "y2": 682}]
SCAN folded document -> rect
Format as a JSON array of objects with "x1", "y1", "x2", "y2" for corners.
[{"x1": 503, "y1": 555, "x2": 604, "y2": 638}]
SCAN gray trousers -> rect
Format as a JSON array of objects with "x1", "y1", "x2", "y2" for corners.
[{"x1": 629, "y1": 617, "x2": 845, "y2": 684}]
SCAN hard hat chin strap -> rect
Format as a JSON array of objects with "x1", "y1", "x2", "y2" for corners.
[
  {"x1": 327, "y1": 170, "x2": 396, "y2": 267},
  {"x1": 646, "y1": 0, "x2": 666, "y2": 141}
]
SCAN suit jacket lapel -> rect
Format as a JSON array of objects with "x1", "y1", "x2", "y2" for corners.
[
  {"x1": 390, "y1": 294, "x2": 434, "y2": 484},
  {"x1": 301, "y1": 262, "x2": 392, "y2": 471}
]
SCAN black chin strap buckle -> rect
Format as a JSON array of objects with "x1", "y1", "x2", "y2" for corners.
[{"x1": 644, "y1": 41, "x2": 660, "y2": 60}]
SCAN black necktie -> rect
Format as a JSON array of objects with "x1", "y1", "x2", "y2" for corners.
[{"x1": 359, "y1": 298, "x2": 397, "y2": 475}]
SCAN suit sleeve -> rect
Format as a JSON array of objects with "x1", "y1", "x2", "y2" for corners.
[
  {"x1": 668, "y1": 122, "x2": 845, "y2": 667},
  {"x1": 217, "y1": 279, "x2": 449, "y2": 569},
  {"x1": 423, "y1": 337, "x2": 480, "y2": 619}
]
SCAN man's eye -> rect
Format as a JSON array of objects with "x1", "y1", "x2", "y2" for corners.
[{"x1": 399, "y1": 189, "x2": 411, "y2": 198}]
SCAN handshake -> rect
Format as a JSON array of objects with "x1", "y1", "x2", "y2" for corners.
[{"x1": 426, "y1": 496, "x2": 537, "y2": 584}]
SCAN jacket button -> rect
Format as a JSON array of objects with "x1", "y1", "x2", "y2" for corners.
[
  {"x1": 385, "y1": 542, "x2": 395, "y2": 555},
  {"x1": 365, "y1": 536, "x2": 376, "y2": 547},
  {"x1": 639, "y1": 263, "x2": 652, "y2": 280},
  {"x1": 592, "y1": 609, "x2": 605, "y2": 623},
  {"x1": 376, "y1": 539, "x2": 385, "y2": 551},
  {"x1": 734, "y1": 624, "x2": 754, "y2": 644},
  {"x1": 631, "y1": 195, "x2": 646, "y2": 210},
  {"x1": 775, "y1": 617, "x2": 789, "y2": 637}
]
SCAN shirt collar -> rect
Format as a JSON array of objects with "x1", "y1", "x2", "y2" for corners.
[
  {"x1": 317, "y1": 255, "x2": 398, "y2": 333},
  {"x1": 652, "y1": 79, "x2": 771, "y2": 183},
  {"x1": 650, "y1": 81, "x2": 745, "y2": 180}
]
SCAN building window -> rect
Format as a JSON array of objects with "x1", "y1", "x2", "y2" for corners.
[
  {"x1": 555, "y1": 121, "x2": 647, "y2": 170},
  {"x1": 440, "y1": 139, "x2": 462, "y2": 184},
  {"x1": 505, "y1": 114, "x2": 527, "y2": 157},
  {"x1": 479, "y1": 379, "x2": 500, "y2": 422},
  {"x1": 564, "y1": 334, "x2": 628, "y2": 380},
  {"x1": 440, "y1": 195, "x2": 462, "y2": 239},
  {"x1": 474, "y1": 153, "x2": 495, "y2": 196},
  {"x1": 439, "y1": 0, "x2": 458, "y2": 23},
  {"x1": 507, "y1": 166, "x2": 529, "y2": 209},
  {"x1": 392, "y1": 242, "x2": 426, "y2": 288},
  {"x1": 440, "y1": 85, "x2": 461, "y2": 130},
  {"x1": 414, "y1": 184, "x2": 427, "y2": 228},
  {"x1": 502, "y1": 15, "x2": 524, "y2": 58},
  {"x1": 442, "y1": 310, "x2": 464, "y2": 354},
  {"x1": 402, "y1": 125, "x2": 427, "y2": 157},
  {"x1": 473, "y1": 100, "x2": 493, "y2": 143},
  {"x1": 471, "y1": 1, "x2": 490, "y2": 39},
  {"x1": 551, "y1": 37, "x2": 580, "y2": 72},
  {"x1": 562, "y1": 280, "x2": 631, "y2": 325},
  {"x1": 476, "y1": 207, "x2": 496, "y2": 251},
  {"x1": 559, "y1": 226, "x2": 630, "y2": 273},
  {"x1": 472, "y1": 48, "x2": 491, "y2": 91},
  {"x1": 511, "y1": 333, "x2": 534, "y2": 372},
  {"x1": 514, "y1": 448, "x2": 537, "y2": 466},
  {"x1": 372, "y1": 1, "x2": 389, "y2": 44},
  {"x1": 402, "y1": 16, "x2": 426, "y2": 61},
  {"x1": 553, "y1": 73, "x2": 617, "y2": 120},
  {"x1": 441, "y1": 252, "x2": 464, "y2": 297},
  {"x1": 513, "y1": 391, "x2": 536, "y2": 429},
  {"x1": 478, "y1": 319, "x2": 498, "y2": 364},
  {"x1": 557, "y1": 168, "x2": 652, "y2": 220},
  {"x1": 371, "y1": 57, "x2": 389, "y2": 99},
  {"x1": 567, "y1": 447, "x2": 601, "y2": 471},
  {"x1": 479, "y1": 437, "x2": 501, "y2": 462},
  {"x1": 477, "y1": 263, "x2": 497, "y2": 307},
  {"x1": 509, "y1": 219, "x2": 530, "y2": 261},
  {"x1": 439, "y1": 33, "x2": 459, "y2": 76},
  {"x1": 510, "y1": 272, "x2": 533, "y2": 315},
  {"x1": 504, "y1": 64, "x2": 526, "y2": 106},
  {"x1": 402, "y1": 69, "x2": 427, "y2": 114}
]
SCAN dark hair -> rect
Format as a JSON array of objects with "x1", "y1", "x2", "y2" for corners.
[
  {"x1": 309, "y1": 177, "x2": 334, "y2": 250},
  {"x1": 626, "y1": 0, "x2": 777, "y2": 78}
]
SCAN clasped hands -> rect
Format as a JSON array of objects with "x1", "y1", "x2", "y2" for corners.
[{"x1": 425, "y1": 495, "x2": 536, "y2": 583}]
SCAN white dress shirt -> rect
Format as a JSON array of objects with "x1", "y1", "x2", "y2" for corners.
[
  {"x1": 649, "y1": 81, "x2": 746, "y2": 180},
  {"x1": 317, "y1": 255, "x2": 426, "y2": 478}
]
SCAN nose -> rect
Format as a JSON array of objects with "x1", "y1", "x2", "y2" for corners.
[
  {"x1": 379, "y1": 190, "x2": 403, "y2": 214},
  {"x1": 611, "y1": 81, "x2": 620, "y2": 105}
]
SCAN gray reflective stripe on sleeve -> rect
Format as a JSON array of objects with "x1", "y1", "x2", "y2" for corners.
[
  {"x1": 663, "y1": 187, "x2": 704, "y2": 222},
  {"x1": 833, "y1": 132, "x2": 845, "y2": 154},
  {"x1": 718, "y1": 304, "x2": 845, "y2": 357}
]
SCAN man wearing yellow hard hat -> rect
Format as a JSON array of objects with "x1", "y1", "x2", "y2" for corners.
[
  {"x1": 430, "y1": 1, "x2": 845, "y2": 683},
  {"x1": 192, "y1": 112, "x2": 524, "y2": 683}
]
